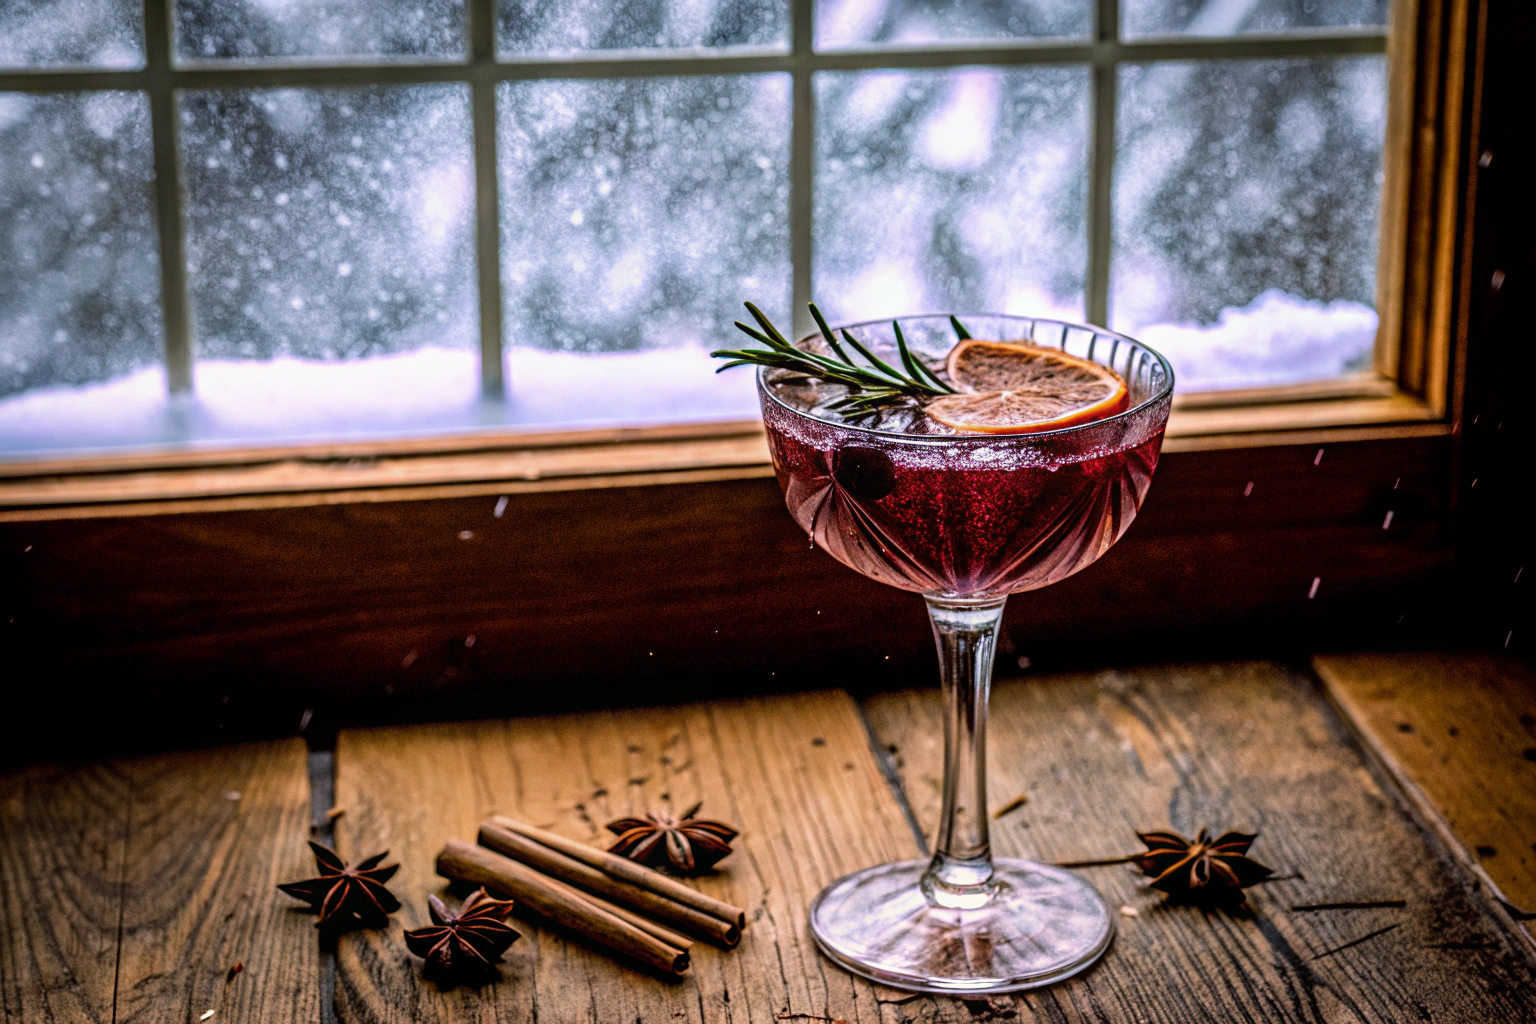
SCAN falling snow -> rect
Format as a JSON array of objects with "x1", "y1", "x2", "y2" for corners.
[
  {"x1": 0, "y1": 92, "x2": 163, "y2": 400},
  {"x1": 0, "y1": 0, "x2": 1395, "y2": 453},
  {"x1": 497, "y1": 0, "x2": 786, "y2": 53},
  {"x1": 179, "y1": 85, "x2": 477, "y2": 364},
  {"x1": 174, "y1": 0, "x2": 465, "y2": 62},
  {"x1": 1113, "y1": 56, "x2": 1388, "y2": 391},
  {"x1": 817, "y1": 0, "x2": 1087, "y2": 48},
  {"x1": 815, "y1": 66, "x2": 1089, "y2": 325},
  {"x1": 0, "y1": 0, "x2": 144, "y2": 68},
  {"x1": 497, "y1": 76, "x2": 792, "y2": 354},
  {"x1": 1123, "y1": 0, "x2": 1389, "y2": 38}
]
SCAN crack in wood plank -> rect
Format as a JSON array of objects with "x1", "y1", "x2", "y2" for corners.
[
  {"x1": 332, "y1": 691, "x2": 926, "y2": 1024},
  {"x1": 1314, "y1": 650, "x2": 1536, "y2": 949},
  {"x1": 0, "y1": 741, "x2": 317, "y2": 1024},
  {"x1": 862, "y1": 661, "x2": 1536, "y2": 1023}
]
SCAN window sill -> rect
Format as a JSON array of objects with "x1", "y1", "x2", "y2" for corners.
[{"x1": 0, "y1": 386, "x2": 1448, "y2": 522}]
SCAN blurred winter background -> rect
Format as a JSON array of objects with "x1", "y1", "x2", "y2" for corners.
[{"x1": 0, "y1": 0, "x2": 1387, "y2": 454}]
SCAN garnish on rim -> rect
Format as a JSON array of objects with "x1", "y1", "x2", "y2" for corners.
[
  {"x1": 711, "y1": 303, "x2": 954, "y2": 419},
  {"x1": 713, "y1": 303, "x2": 1128, "y2": 433},
  {"x1": 925, "y1": 340, "x2": 1127, "y2": 434}
]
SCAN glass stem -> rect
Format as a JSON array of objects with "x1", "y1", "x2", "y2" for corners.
[{"x1": 921, "y1": 594, "x2": 1008, "y2": 910}]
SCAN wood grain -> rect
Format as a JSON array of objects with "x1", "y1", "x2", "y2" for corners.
[
  {"x1": 332, "y1": 690, "x2": 927, "y2": 1024},
  {"x1": 0, "y1": 396, "x2": 1441, "y2": 520},
  {"x1": 1314, "y1": 652, "x2": 1536, "y2": 919},
  {"x1": 0, "y1": 740, "x2": 318, "y2": 1024},
  {"x1": 0, "y1": 434, "x2": 1454, "y2": 763},
  {"x1": 0, "y1": 763, "x2": 127, "y2": 1023},
  {"x1": 113, "y1": 740, "x2": 320, "y2": 1024},
  {"x1": 864, "y1": 661, "x2": 1536, "y2": 1023},
  {"x1": 0, "y1": 433, "x2": 772, "y2": 511}
]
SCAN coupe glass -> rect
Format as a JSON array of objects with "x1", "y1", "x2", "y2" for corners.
[{"x1": 757, "y1": 313, "x2": 1174, "y2": 993}]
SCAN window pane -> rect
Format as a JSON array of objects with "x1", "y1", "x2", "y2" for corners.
[
  {"x1": 497, "y1": 75, "x2": 789, "y2": 425},
  {"x1": 178, "y1": 85, "x2": 478, "y2": 437},
  {"x1": 0, "y1": 0, "x2": 144, "y2": 69},
  {"x1": 815, "y1": 67, "x2": 1089, "y2": 325},
  {"x1": 174, "y1": 0, "x2": 465, "y2": 63},
  {"x1": 817, "y1": 0, "x2": 1090, "y2": 49},
  {"x1": 497, "y1": 0, "x2": 787, "y2": 55},
  {"x1": 0, "y1": 92, "x2": 162, "y2": 434},
  {"x1": 1122, "y1": 0, "x2": 1387, "y2": 38},
  {"x1": 1111, "y1": 57, "x2": 1387, "y2": 391}
]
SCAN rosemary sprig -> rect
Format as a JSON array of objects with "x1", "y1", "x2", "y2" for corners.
[{"x1": 711, "y1": 303, "x2": 961, "y2": 416}]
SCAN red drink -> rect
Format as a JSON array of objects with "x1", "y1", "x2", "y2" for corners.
[{"x1": 757, "y1": 315, "x2": 1172, "y2": 599}]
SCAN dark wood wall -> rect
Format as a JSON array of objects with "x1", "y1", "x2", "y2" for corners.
[
  {"x1": 1454, "y1": 0, "x2": 1535, "y2": 655},
  {"x1": 1, "y1": 432, "x2": 1454, "y2": 764}
]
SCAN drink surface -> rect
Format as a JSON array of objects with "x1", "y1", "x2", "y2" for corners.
[{"x1": 758, "y1": 329, "x2": 1170, "y2": 598}]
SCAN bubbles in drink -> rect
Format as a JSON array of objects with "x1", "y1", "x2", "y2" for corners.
[{"x1": 757, "y1": 317, "x2": 1172, "y2": 598}]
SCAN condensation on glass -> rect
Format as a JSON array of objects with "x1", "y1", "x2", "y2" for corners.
[
  {"x1": 1111, "y1": 56, "x2": 1388, "y2": 390},
  {"x1": 0, "y1": 0, "x2": 145, "y2": 69},
  {"x1": 0, "y1": 92, "x2": 163, "y2": 400},
  {"x1": 179, "y1": 85, "x2": 476, "y2": 363},
  {"x1": 173, "y1": 0, "x2": 467, "y2": 63},
  {"x1": 1122, "y1": 0, "x2": 1389, "y2": 38},
  {"x1": 497, "y1": 75, "x2": 791, "y2": 353},
  {"x1": 816, "y1": 0, "x2": 1090, "y2": 50},
  {"x1": 814, "y1": 66, "x2": 1089, "y2": 326},
  {"x1": 496, "y1": 0, "x2": 788, "y2": 55}
]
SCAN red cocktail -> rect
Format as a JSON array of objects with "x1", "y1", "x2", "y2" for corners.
[{"x1": 744, "y1": 312, "x2": 1174, "y2": 994}]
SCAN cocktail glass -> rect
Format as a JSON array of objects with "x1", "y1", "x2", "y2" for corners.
[{"x1": 757, "y1": 313, "x2": 1174, "y2": 994}]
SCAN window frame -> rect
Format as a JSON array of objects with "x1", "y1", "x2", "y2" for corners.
[{"x1": 0, "y1": 0, "x2": 1478, "y2": 520}]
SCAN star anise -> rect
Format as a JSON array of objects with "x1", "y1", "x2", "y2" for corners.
[
  {"x1": 277, "y1": 841, "x2": 401, "y2": 928},
  {"x1": 1135, "y1": 828, "x2": 1273, "y2": 905},
  {"x1": 404, "y1": 889, "x2": 521, "y2": 986},
  {"x1": 606, "y1": 801, "x2": 738, "y2": 875}
]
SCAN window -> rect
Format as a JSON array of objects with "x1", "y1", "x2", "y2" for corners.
[{"x1": 1, "y1": 0, "x2": 1397, "y2": 460}]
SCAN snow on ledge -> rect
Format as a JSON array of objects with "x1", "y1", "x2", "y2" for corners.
[
  {"x1": 1131, "y1": 289, "x2": 1378, "y2": 393},
  {"x1": 0, "y1": 291, "x2": 1380, "y2": 457},
  {"x1": 0, "y1": 345, "x2": 759, "y2": 457}
]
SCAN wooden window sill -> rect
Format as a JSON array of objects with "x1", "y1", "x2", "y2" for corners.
[
  {"x1": 5, "y1": 661, "x2": 1532, "y2": 1022},
  {"x1": 0, "y1": 385, "x2": 1447, "y2": 521}
]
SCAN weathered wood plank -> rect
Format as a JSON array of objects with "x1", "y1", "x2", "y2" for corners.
[
  {"x1": 332, "y1": 691, "x2": 926, "y2": 1024},
  {"x1": 864, "y1": 662, "x2": 1536, "y2": 1023},
  {"x1": 0, "y1": 763, "x2": 127, "y2": 1023},
  {"x1": 1315, "y1": 652, "x2": 1536, "y2": 922},
  {"x1": 113, "y1": 739, "x2": 320, "y2": 1024},
  {"x1": 0, "y1": 740, "x2": 318, "y2": 1024},
  {"x1": 2, "y1": 433, "x2": 1452, "y2": 766}
]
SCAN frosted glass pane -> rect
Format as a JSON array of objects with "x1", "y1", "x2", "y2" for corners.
[
  {"x1": 0, "y1": 92, "x2": 162, "y2": 404},
  {"x1": 175, "y1": 0, "x2": 465, "y2": 63},
  {"x1": 1111, "y1": 57, "x2": 1387, "y2": 391},
  {"x1": 497, "y1": 0, "x2": 787, "y2": 54},
  {"x1": 815, "y1": 67, "x2": 1089, "y2": 325},
  {"x1": 817, "y1": 0, "x2": 1089, "y2": 49},
  {"x1": 180, "y1": 85, "x2": 476, "y2": 365},
  {"x1": 498, "y1": 76, "x2": 791, "y2": 358},
  {"x1": 817, "y1": 0, "x2": 1093, "y2": 49},
  {"x1": 1123, "y1": 0, "x2": 1387, "y2": 38},
  {"x1": 0, "y1": 0, "x2": 144, "y2": 69}
]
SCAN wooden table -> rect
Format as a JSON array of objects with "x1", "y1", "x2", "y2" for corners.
[{"x1": 5, "y1": 659, "x2": 1535, "y2": 1023}]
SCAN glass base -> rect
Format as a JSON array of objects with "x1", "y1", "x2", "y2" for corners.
[{"x1": 809, "y1": 858, "x2": 1114, "y2": 994}]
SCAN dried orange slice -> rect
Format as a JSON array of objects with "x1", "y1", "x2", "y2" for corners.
[{"x1": 925, "y1": 340, "x2": 1128, "y2": 434}]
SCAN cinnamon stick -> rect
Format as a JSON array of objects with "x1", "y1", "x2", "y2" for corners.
[
  {"x1": 471, "y1": 850, "x2": 692, "y2": 951},
  {"x1": 576, "y1": 889, "x2": 694, "y2": 952},
  {"x1": 487, "y1": 814, "x2": 747, "y2": 929},
  {"x1": 436, "y1": 841, "x2": 689, "y2": 976},
  {"x1": 478, "y1": 819, "x2": 740, "y2": 948}
]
